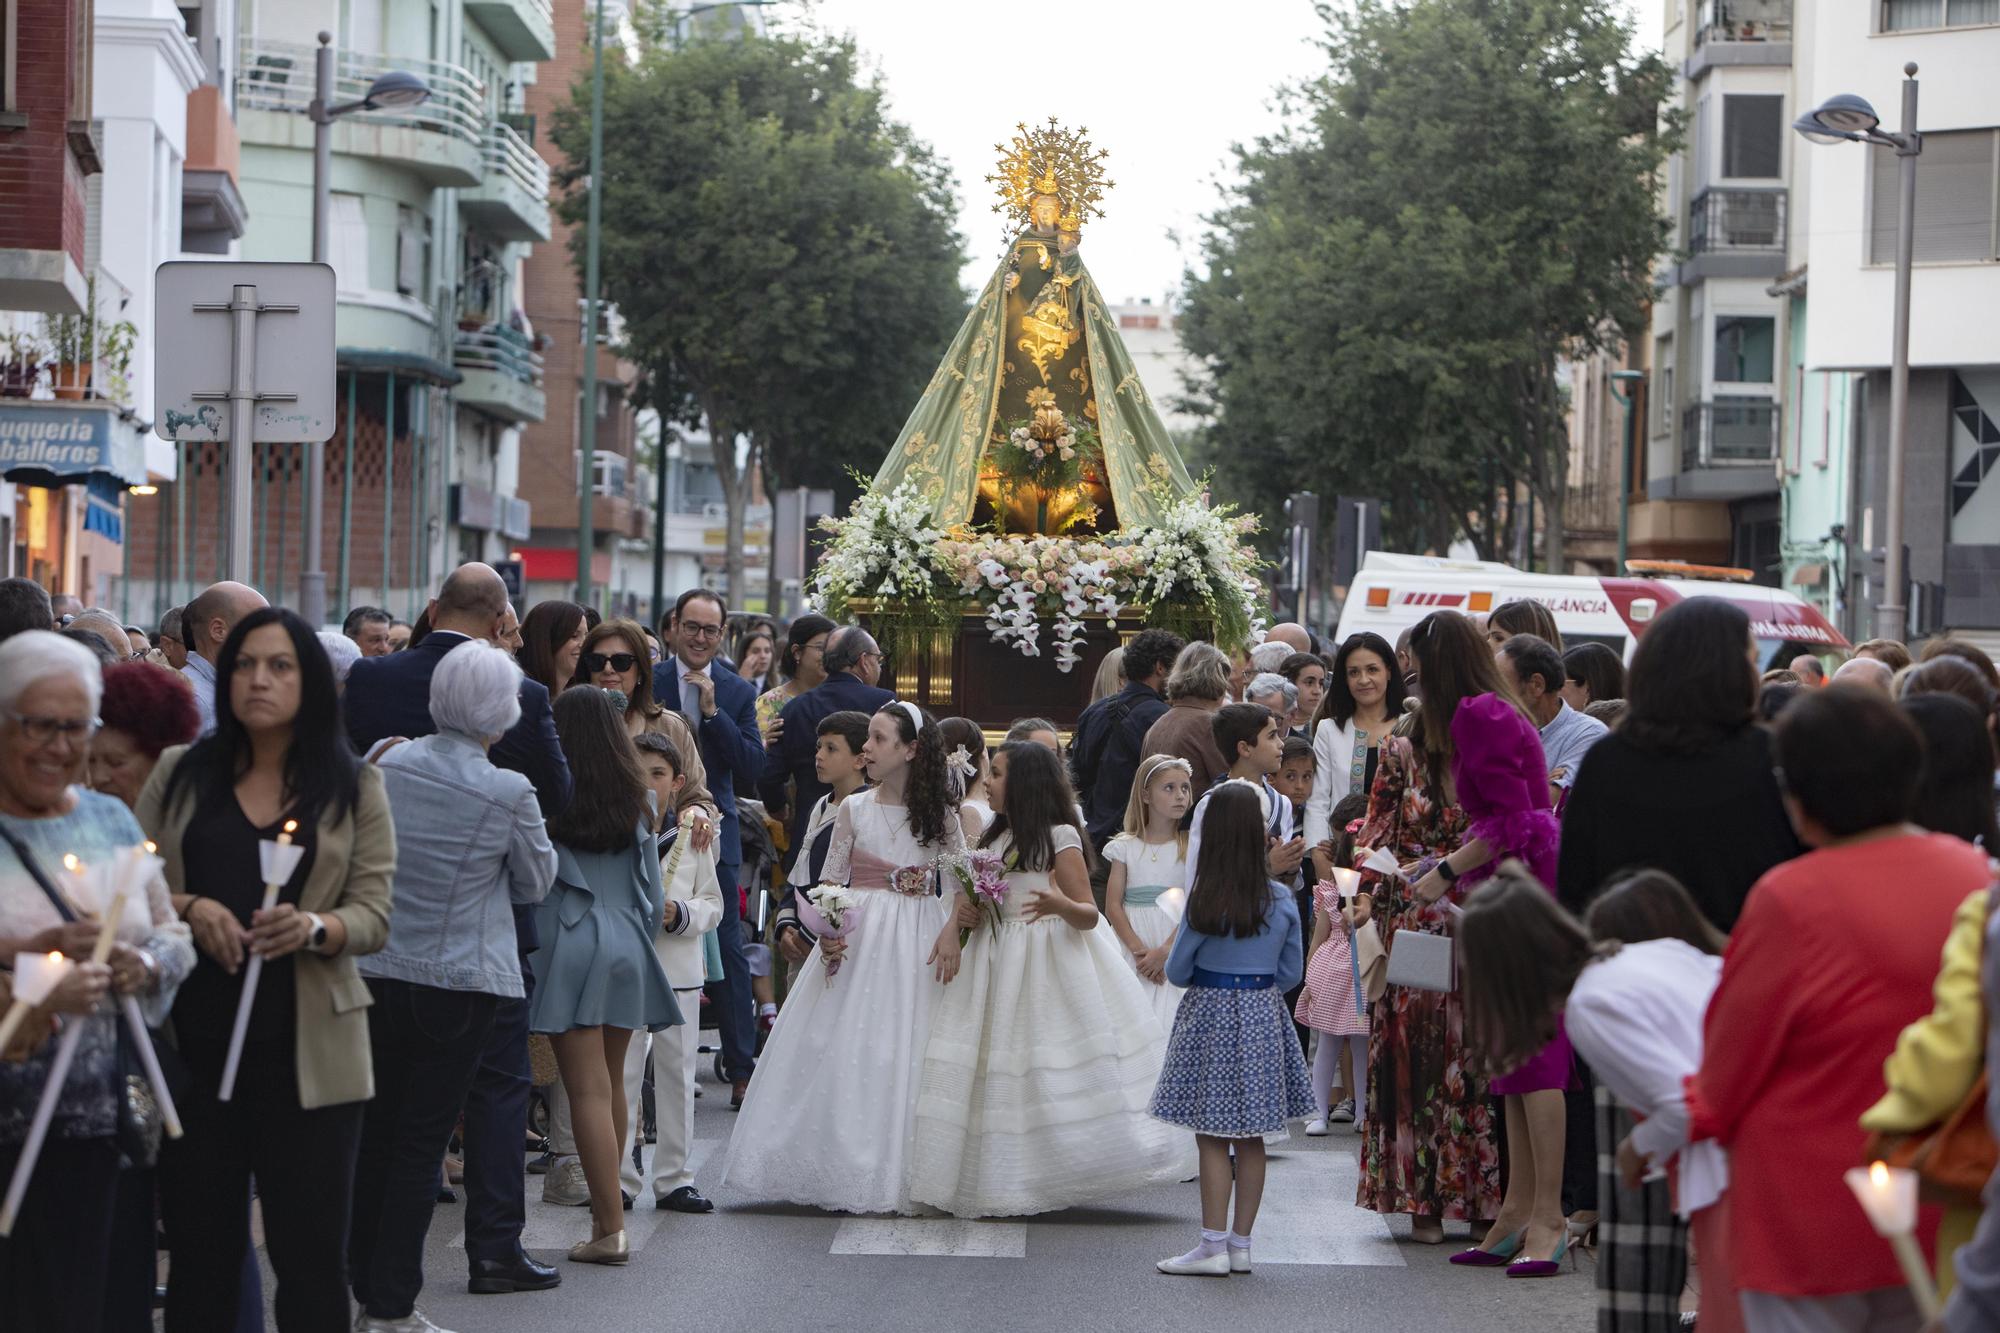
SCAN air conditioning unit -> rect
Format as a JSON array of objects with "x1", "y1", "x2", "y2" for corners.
[{"x1": 576, "y1": 451, "x2": 628, "y2": 497}]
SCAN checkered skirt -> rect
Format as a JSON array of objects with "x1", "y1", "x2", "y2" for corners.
[{"x1": 1150, "y1": 984, "x2": 1316, "y2": 1138}]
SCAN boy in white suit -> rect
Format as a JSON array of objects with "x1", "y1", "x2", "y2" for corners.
[{"x1": 622, "y1": 732, "x2": 725, "y2": 1212}]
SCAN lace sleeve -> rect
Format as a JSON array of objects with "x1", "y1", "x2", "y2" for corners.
[{"x1": 818, "y1": 799, "x2": 857, "y2": 887}]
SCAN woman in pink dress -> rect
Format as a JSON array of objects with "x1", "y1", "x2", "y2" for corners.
[{"x1": 1409, "y1": 690, "x2": 1569, "y2": 1276}]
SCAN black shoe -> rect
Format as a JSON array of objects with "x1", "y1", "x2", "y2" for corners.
[
  {"x1": 468, "y1": 1252, "x2": 562, "y2": 1295},
  {"x1": 437, "y1": 1185, "x2": 458, "y2": 1203},
  {"x1": 527, "y1": 1151, "x2": 554, "y2": 1176},
  {"x1": 657, "y1": 1186, "x2": 714, "y2": 1214},
  {"x1": 621, "y1": 1190, "x2": 635, "y2": 1211}
]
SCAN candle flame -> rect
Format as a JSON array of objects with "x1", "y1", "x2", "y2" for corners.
[
  {"x1": 143, "y1": 841, "x2": 157, "y2": 855},
  {"x1": 283, "y1": 820, "x2": 298, "y2": 834},
  {"x1": 1870, "y1": 1160, "x2": 1890, "y2": 1188},
  {"x1": 46, "y1": 951, "x2": 63, "y2": 964},
  {"x1": 62, "y1": 854, "x2": 79, "y2": 872}
]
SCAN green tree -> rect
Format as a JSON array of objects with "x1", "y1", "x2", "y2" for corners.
[
  {"x1": 1180, "y1": 0, "x2": 1676, "y2": 566},
  {"x1": 552, "y1": 32, "x2": 967, "y2": 604}
]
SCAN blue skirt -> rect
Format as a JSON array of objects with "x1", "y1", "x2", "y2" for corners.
[{"x1": 1150, "y1": 984, "x2": 1316, "y2": 1138}]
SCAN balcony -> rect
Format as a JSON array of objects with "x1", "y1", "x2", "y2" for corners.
[
  {"x1": 236, "y1": 39, "x2": 487, "y2": 187},
  {"x1": 182, "y1": 85, "x2": 248, "y2": 255},
  {"x1": 1688, "y1": 0, "x2": 1792, "y2": 73},
  {"x1": 465, "y1": 0, "x2": 555, "y2": 62},
  {"x1": 453, "y1": 327, "x2": 546, "y2": 423},
  {"x1": 460, "y1": 121, "x2": 552, "y2": 243},
  {"x1": 1661, "y1": 398, "x2": 1781, "y2": 499},
  {"x1": 1672, "y1": 188, "x2": 1788, "y2": 286}
]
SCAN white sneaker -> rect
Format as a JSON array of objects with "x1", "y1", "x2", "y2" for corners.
[
  {"x1": 541, "y1": 1156, "x2": 591, "y2": 1207},
  {"x1": 360, "y1": 1312, "x2": 458, "y2": 1333},
  {"x1": 1228, "y1": 1244, "x2": 1251, "y2": 1274},
  {"x1": 1304, "y1": 1118, "x2": 1330, "y2": 1137},
  {"x1": 1156, "y1": 1248, "x2": 1231, "y2": 1276}
]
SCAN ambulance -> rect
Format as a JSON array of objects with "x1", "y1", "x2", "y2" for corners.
[{"x1": 1332, "y1": 552, "x2": 1850, "y2": 668}]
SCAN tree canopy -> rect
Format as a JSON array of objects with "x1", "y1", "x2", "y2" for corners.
[
  {"x1": 551, "y1": 30, "x2": 968, "y2": 603},
  {"x1": 1179, "y1": 0, "x2": 1677, "y2": 566}
]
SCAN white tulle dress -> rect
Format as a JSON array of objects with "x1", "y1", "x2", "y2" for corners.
[
  {"x1": 908, "y1": 826, "x2": 1193, "y2": 1217},
  {"x1": 1103, "y1": 832, "x2": 1188, "y2": 1034},
  {"x1": 722, "y1": 789, "x2": 959, "y2": 1214}
]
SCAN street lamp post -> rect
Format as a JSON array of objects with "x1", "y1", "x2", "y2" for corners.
[
  {"x1": 1608, "y1": 368, "x2": 1644, "y2": 572},
  {"x1": 308, "y1": 31, "x2": 429, "y2": 628},
  {"x1": 1794, "y1": 64, "x2": 1922, "y2": 641}
]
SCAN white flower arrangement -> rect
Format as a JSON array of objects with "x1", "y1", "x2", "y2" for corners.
[{"x1": 812, "y1": 481, "x2": 1265, "y2": 670}]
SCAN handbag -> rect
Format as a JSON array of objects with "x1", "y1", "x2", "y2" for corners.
[
  {"x1": 0, "y1": 823, "x2": 172, "y2": 1167},
  {"x1": 1384, "y1": 928, "x2": 1456, "y2": 992},
  {"x1": 1867, "y1": 1072, "x2": 1995, "y2": 1210},
  {"x1": 1352, "y1": 920, "x2": 1388, "y2": 1003}
]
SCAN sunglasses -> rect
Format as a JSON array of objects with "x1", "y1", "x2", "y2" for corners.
[{"x1": 583, "y1": 652, "x2": 639, "y2": 674}]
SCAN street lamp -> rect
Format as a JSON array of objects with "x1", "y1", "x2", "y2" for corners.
[
  {"x1": 304, "y1": 31, "x2": 432, "y2": 629},
  {"x1": 1794, "y1": 63, "x2": 1922, "y2": 641},
  {"x1": 1608, "y1": 368, "x2": 1645, "y2": 572}
]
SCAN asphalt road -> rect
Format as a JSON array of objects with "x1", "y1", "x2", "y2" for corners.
[{"x1": 392, "y1": 1064, "x2": 1601, "y2": 1333}]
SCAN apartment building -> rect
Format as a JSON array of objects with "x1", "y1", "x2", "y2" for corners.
[
  {"x1": 117, "y1": 0, "x2": 553, "y2": 623},
  {"x1": 1643, "y1": 0, "x2": 1795, "y2": 578}
]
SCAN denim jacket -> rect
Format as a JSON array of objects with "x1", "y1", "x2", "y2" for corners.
[{"x1": 360, "y1": 731, "x2": 558, "y2": 998}]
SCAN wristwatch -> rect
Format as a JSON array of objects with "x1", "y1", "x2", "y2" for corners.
[
  {"x1": 304, "y1": 912, "x2": 329, "y2": 952},
  {"x1": 1436, "y1": 860, "x2": 1460, "y2": 885}
]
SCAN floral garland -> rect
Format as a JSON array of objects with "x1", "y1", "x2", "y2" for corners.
[{"x1": 813, "y1": 481, "x2": 1265, "y2": 670}]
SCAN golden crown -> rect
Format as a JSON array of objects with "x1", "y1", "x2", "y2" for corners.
[{"x1": 987, "y1": 119, "x2": 1113, "y2": 234}]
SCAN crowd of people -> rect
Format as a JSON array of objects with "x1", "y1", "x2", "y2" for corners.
[{"x1": 4, "y1": 564, "x2": 2000, "y2": 1332}]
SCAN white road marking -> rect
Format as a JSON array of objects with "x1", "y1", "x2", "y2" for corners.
[
  {"x1": 829, "y1": 1218, "x2": 1029, "y2": 1259},
  {"x1": 1252, "y1": 1141, "x2": 1406, "y2": 1267}
]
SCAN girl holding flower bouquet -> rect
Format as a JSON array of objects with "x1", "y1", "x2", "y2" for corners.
[
  {"x1": 909, "y1": 743, "x2": 1189, "y2": 1217},
  {"x1": 724, "y1": 701, "x2": 975, "y2": 1215},
  {"x1": 1103, "y1": 753, "x2": 1195, "y2": 1034}
]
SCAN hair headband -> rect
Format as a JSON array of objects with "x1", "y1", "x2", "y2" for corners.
[
  {"x1": 893, "y1": 700, "x2": 924, "y2": 734},
  {"x1": 1146, "y1": 756, "x2": 1193, "y2": 778}
]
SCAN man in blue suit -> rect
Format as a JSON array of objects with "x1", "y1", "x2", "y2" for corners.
[
  {"x1": 762, "y1": 625, "x2": 893, "y2": 873},
  {"x1": 652, "y1": 589, "x2": 764, "y2": 1106},
  {"x1": 344, "y1": 563, "x2": 569, "y2": 1298}
]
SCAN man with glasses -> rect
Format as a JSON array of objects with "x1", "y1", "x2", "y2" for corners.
[
  {"x1": 766, "y1": 625, "x2": 894, "y2": 880},
  {"x1": 652, "y1": 589, "x2": 766, "y2": 1108},
  {"x1": 154, "y1": 607, "x2": 188, "y2": 671}
]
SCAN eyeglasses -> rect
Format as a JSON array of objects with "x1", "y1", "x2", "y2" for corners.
[
  {"x1": 582, "y1": 652, "x2": 639, "y2": 674},
  {"x1": 679, "y1": 622, "x2": 724, "y2": 641},
  {"x1": 8, "y1": 712, "x2": 101, "y2": 745}
]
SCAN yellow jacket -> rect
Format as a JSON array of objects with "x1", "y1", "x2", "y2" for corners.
[{"x1": 1862, "y1": 885, "x2": 1992, "y2": 1133}]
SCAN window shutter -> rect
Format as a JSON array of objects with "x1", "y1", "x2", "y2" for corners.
[{"x1": 1870, "y1": 129, "x2": 1999, "y2": 263}]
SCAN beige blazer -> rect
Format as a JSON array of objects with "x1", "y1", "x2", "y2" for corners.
[{"x1": 136, "y1": 746, "x2": 396, "y2": 1109}]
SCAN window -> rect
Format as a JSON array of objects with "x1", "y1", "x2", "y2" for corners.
[
  {"x1": 1714, "y1": 316, "x2": 1776, "y2": 384},
  {"x1": 331, "y1": 193, "x2": 370, "y2": 293},
  {"x1": 1655, "y1": 336, "x2": 1674, "y2": 433},
  {"x1": 1722, "y1": 95, "x2": 1784, "y2": 179},
  {"x1": 1869, "y1": 128, "x2": 2000, "y2": 263},
  {"x1": 1883, "y1": 0, "x2": 2000, "y2": 30},
  {"x1": 395, "y1": 205, "x2": 429, "y2": 297}
]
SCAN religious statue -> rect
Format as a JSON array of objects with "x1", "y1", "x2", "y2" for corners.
[{"x1": 869, "y1": 121, "x2": 1198, "y2": 535}]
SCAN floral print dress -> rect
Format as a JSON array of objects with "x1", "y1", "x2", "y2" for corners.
[{"x1": 1353, "y1": 734, "x2": 1501, "y2": 1221}]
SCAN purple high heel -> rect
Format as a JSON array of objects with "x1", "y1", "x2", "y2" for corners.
[
  {"x1": 1506, "y1": 1234, "x2": 1573, "y2": 1278},
  {"x1": 1448, "y1": 1230, "x2": 1523, "y2": 1267}
]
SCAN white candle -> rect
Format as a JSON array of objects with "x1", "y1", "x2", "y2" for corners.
[
  {"x1": 0, "y1": 952, "x2": 72, "y2": 1054},
  {"x1": 0, "y1": 1017, "x2": 86, "y2": 1236},
  {"x1": 1844, "y1": 1162, "x2": 1939, "y2": 1318},
  {"x1": 219, "y1": 821, "x2": 305, "y2": 1103}
]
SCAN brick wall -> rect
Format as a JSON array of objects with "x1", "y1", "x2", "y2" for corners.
[
  {"x1": 121, "y1": 375, "x2": 445, "y2": 621},
  {"x1": 0, "y1": 0, "x2": 89, "y2": 267}
]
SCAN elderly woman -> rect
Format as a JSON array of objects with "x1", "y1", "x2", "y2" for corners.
[
  {"x1": 0, "y1": 631, "x2": 194, "y2": 1332},
  {"x1": 1244, "y1": 672, "x2": 1298, "y2": 728},
  {"x1": 347, "y1": 641, "x2": 557, "y2": 1330},
  {"x1": 89, "y1": 660, "x2": 201, "y2": 810},
  {"x1": 1140, "y1": 642, "x2": 1233, "y2": 793},
  {"x1": 317, "y1": 629, "x2": 361, "y2": 689},
  {"x1": 575, "y1": 618, "x2": 672, "y2": 738},
  {"x1": 141, "y1": 608, "x2": 395, "y2": 1333}
]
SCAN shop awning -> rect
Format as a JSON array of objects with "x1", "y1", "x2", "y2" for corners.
[{"x1": 0, "y1": 401, "x2": 149, "y2": 488}]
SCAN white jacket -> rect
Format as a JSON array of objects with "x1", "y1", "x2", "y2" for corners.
[
  {"x1": 655, "y1": 810, "x2": 724, "y2": 991},
  {"x1": 1303, "y1": 716, "x2": 1363, "y2": 847}
]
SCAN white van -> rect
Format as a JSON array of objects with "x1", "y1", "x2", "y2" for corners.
[{"x1": 1331, "y1": 552, "x2": 1850, "y2": 668}]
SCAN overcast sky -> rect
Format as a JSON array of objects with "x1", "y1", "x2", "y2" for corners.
[{"x1": 803, "y1": 0, "x2": 1660, "y2": 304}]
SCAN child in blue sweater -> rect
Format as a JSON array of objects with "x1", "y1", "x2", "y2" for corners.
[{"x1": 1149, "y1": 780, "x2": 1313, "y2": 1276}]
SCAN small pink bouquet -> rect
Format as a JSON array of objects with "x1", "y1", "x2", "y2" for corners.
[
  {"x1": 951, "y1": 852, "x2": 1010, "y2": 947},
  {"x1": 798, "y1": 884, "x2": 862, "y2": 986}
]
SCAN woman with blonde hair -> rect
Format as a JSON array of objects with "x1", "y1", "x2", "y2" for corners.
[
  {"x1": 1102, "y1": 752, "x2": 1196, "y2": 1031},
  {"x1": 1091, "y1": 647, "x2": 1126, "y2": 706}
]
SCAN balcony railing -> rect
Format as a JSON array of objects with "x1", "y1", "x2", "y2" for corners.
[
  {"x1": 1688, "y1": 188, "x2": 1786, "y2": 255},
  {"x1": 1695, "y1": 0, "x2": 1793, "y2": 44},
  {"x1": 453, "y1": 327, "x2": 544, "y2": 388},
  {"x1": 235, "y1": 38, "x2": 487, "y2": 160},
  {"x1": 1682, "y1": 397, "x2": 1780, "y2": 471},
  {"x1": 484, "y1": 120, "x2": 550, "y2": 205}
]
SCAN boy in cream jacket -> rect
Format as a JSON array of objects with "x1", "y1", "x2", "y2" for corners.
[{"x1": 621, "y1": 732, "x2": 725, "y2": 1213}]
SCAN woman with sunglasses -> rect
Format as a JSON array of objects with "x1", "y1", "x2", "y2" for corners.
[{"x1": 573, "y1": 620, "x2": 668, "y2": 737}]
